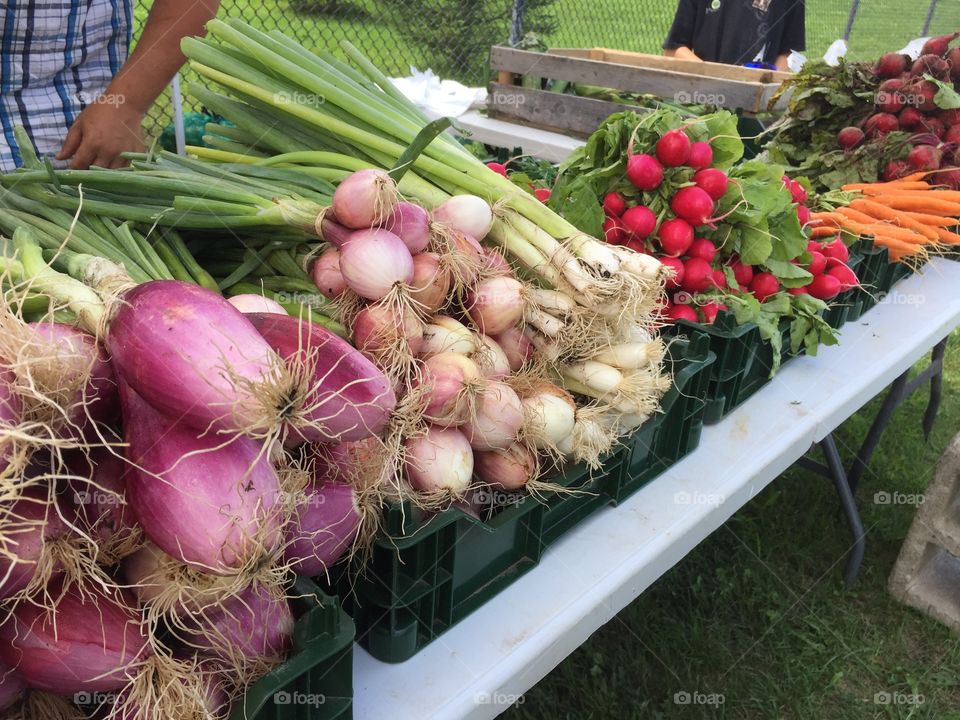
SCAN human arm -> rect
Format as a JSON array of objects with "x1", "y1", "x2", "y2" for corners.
[
  {"x1": 57, "y1": 0, "x2": 220, "y2": 169},
  {"x1": 663, "y1": 0, "x2": 700, "y2": 58},
  {"x1": 666, "y1": 46, "x2": 703, "y2": 61},
  {"x1": 776, "y1": 0, "x2": 805, "y2": 72},
  {"x1": 774, "y1": 53, "x2": 790, "y2": 71}
]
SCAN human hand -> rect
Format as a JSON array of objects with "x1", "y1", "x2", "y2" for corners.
[{"x1": 56, "y1": 97, "x2": 146, "y2": 169}]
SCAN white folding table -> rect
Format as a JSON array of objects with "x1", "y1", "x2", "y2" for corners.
[{"x1": 353, "y1": 258, "x2": 960, "y2": 720}]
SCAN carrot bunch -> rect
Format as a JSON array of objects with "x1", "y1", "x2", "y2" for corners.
[{"x1": 809, "y1": 171, "x2": 960, "y2": 262}]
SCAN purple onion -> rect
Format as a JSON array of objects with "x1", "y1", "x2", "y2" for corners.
[
  {"x1": 110, "y1": 652, "x2": 233, "y2": 720},
  {"x1": 384, "y1": 201, "x2": 431, "y2": 254},
  {"x1": 0, "y1": 578, "x2": 150, "y2": 693},
  {"x1": 283, "y1": 480, "x2": 362, "y2": 575},
  {"x1": 182, "y1": 584, "x2": 293, "y2": 672},
  {"x1": 0, "y1": 490, "x2": 68, "y2": 601},
  {"x1": 121, "y1": 383, "x2": 282, "y2": 574},
  {"x1": 0, "y1": 660, "x2": 25, "y2": 712},
  {"x1": 0, "y1": 367, "x2": 21, "y2": 474},
  {"x1": 67, "y1": 447, "x2": 138, "y2": 555},
  {"x1": 245, "y1": 313, "x2": 396, "y2": 444},
  {"x1": 29, "y1": 322, "x2": 118, "y2": 435},
  {"x1": 106, "y1": 280, "x2": 282, "y2": 434}
]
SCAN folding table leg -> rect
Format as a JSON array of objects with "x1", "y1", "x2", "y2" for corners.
[
  {"x1": 847, "y1": 373, "x2": 908, "y2": 493},
  {"x1": 922, "y1": 338, "x2": 947, "y2": 439},
  {"x1": 821, "y1": 434, "x2": 867, "y2": 587}
]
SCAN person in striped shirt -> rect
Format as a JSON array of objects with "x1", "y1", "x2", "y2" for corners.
[{"x1": 0, "y1": 0, "x2": 220, "y2": 171}]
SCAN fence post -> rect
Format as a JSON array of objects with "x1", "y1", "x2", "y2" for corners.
[
  {"x1": 509, "y1": 0, "x2": 526, "y2": 45},
  {"x1": 842, "y1": 0, "x2": 860, "y2": 41},
  {"x1": 922, "y1": 0, "x2": 938, "y2": 36}
]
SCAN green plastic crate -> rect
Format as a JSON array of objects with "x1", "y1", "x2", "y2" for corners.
[{"x1": 232, "y1": 578, "x2": 354, "y2": 720}]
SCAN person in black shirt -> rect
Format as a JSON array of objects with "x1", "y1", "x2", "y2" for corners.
[{"x1": 663, "y1": 0, "x2": 805, "y2": 71}]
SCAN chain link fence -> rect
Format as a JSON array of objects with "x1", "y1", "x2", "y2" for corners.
[{"x1": 137, "y1": 0, "x2": 960, "y2": 138}]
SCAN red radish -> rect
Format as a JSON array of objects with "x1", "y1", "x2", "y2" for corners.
[
  {"x1": 384, "y1": 201, "x2": 431, "y2": 254},
  {"x1": 465, "y1": 276, "x2": 525, "y2": 335},
  {"x1": 913, "y1": 54, "x2": 951, "y2": 80},
  {"x1": 283, "y1": 480, "x2": 362, "y2": 575},
  {"x1": 660, "y1": 256, "x2": 685, "y2": 289},
  {"x1": 921, "y1": 32, "x2": 958, "y2": 57},
  {"x1": 432, "y1": 195, "x2": 494, "y2": 240},
  {"x1": 409, "y1": 252, "x2": 452, "y2": 314},
  {"x1": 656, "y1": 129, "x2": 691, "y2": 166},
  {"x1": 602, "y1": 216, "x2": 628, "y2": 245},
  {"x1": 784, "y1": 178, "x2": 808, "y2": 205},
  {"x1": 624, "y1": 237, "x2": 647, "y2": 254},
  {"x1": 687, "y1": 141, "x2": 713, "y2": 169},
  {"x1": 693, "y1": 168, "x2": 729, "y2": 200},
  {"x1": 883, "y1": 159, "x2": 910, "y2": 181},
  {"x1": 602, "y1": 191, "x2": 627, "y2": 217},
  {"x1": 827, "y1": 264, "x2": 858, "y2": 291},
  {"x1": 749, "y1": 272, "x2": 780, "y2": 302},
  {"x1": 808, "y1": 251, "x2": 827, "y2": 276},
  {"x1": 918, "y1": 116, "x2": 946, "y2": 139},
  {"x1": 837, "y1": 126, "x2": 865, "y2": 150},
  {"x1": 352, "y1": 303, "x2": 425, "y2": 361},
  {"x1": 688, "y1": 238, "x2": 717, "y2": 263},
  {"x1": 807, "y1": 240, "x2": 824, "y2": 253},
  {"x1": 787, "y1": 286, "x2": 809, "y2": 296},
  {"x1": 670, "y1": 186, "x2": 715, "y2": 226},
  {"x1": 332, "y1": 169, "x2": 397, "y2": 230},
  {"x1": 680, "y1": 258, "x2": 713, "y2": 294},
  {"x1": 875, "y1": 52, "x2": 907, "y2": 78},
  {"x1": 474, "y1": 443, "x2": 537, "y2": 491},
  {"x1": 418, "y1": 352, "x2": 481, "y2": 426},
  {"x1": 796, "y1": 205, "x2": 811, "y2": 226},
  {"x1": 730, "y1": 260, "x2": 754, "y2": 288},
  {"x1": 462, "y1": 381, "x2": 525, "y2": 450},
  {"x1": 939, "y1": 109, "x2": 960, "y2": 126},
  {"x1": 534, "y1": 187, "x2": 551, "y2": 203},
  {"x1": 701, "y1": 302, "x2": 722, "y2": 323},
  {"x1": 183, "y1": 583, "x2": 293, "y2": 678},
  {"x1": 907, "y1": 144, "x2": 942, "y2": 171},
  {"x1": 865, "y1": 113, "x2": 899, "y2": 138},
  {"x1": 899, "y1": 107, "x2": 924, "y2": 129},
  {"x1": 246, "y1": 312, "x2": 396, "y2": 443},
  {"x1": 0, "y1": 578, "x2": 149, "y2": 693},
  {"x1": 621, "y1": 205, "x2": 657, "y2": 239},
  {"x1": 808, "y1": 274, "x2": 842, "y2": 300},
  {"x1": 943, "y1": 125, "x2": 960, "y2": 146},
  {"x1": 486, "y1": 162, "x2": 508, "y2": 177},
  {"x1": 492, "y1": 326, "x2": 532, "y2": 372},
  {"x1": 820, "y1": 238, "x2": 849, "y2": 263},
  {"x1": 404, "y1": 425, "x2": 474, "y2": 494},
  {"x1": 228, "y1": 293, "x2": 286, "y2": 315},
  {"x1": 711, "y1": 269, "x2": 726, "y2": 290},
  {"x1": 657, "y1": 218, "x2": 695, "y2": 256},
  {"x1": 121, "y1": 383, "x2": 282, "y2": 573},
  {"x1": 626, "y1": 153, "x2": 664, "y2": 190},
  {"x1": 666, "y1": 304, "x2": 699, "y2": 323}
]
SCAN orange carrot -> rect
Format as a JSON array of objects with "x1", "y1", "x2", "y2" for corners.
[
  {"x1": 900, "y1": 211, "x2": 958, "y2": 228},
  {"x1": 867, "y1": 195, "x2": 960, "y2": 215},
  {"x1": 865, "y1": 188, "x2": 960, "y2": 202},
  {"x1": 842, "y1": 181, "x2": 930, "y2": 192},
  {"x1": 934, "y1": 226, "x2": 960, "y2": 244},
  {"x1": 836, "y1": 206, "x2": 882, "y2": 225},
  {"x1": 837, "y1": 219, "x2": 929, "y2": 244},
  {"x1": 809, "y1": 226, "x2": 840, "y2": 238},
  {"x1": 847, "y1": 199, "x2": 939, "y2": 240},
  {"x1": 810, "y1": 211, "x2": 845, "y2": 225}
]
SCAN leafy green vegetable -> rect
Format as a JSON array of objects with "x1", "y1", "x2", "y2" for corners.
[{"x1": 927, "y1": 75, "x2": 960, "y2": 110}]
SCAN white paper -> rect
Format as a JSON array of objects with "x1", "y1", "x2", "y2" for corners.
[{"x1": 389, "y1": 68, "x2": 486, "y2": 119}]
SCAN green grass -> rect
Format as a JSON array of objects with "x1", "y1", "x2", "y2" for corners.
[
  {"x1": 501, "y1": 332, "x2": 960, "y2": 720},
  {"x1": 135, "y1": 0, "x2": 960, "y2": 138}
]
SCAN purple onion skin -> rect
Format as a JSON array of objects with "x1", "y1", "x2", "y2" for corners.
[
  {"x1": 106, "y1": 281, "x2": 280, "y2": 433},
  {"x1": 0, "y1": 660, "x2": 25, "y2": 712},
  {"x1": 245, "y1": 313, "x2": 396, "y2": 443},
  {"x1": 184, "y1": 585, "x2": 293, "y2": 664},
  {"x1": 30, "y1": 322, "x2": 119, "y2": 434},
  {"x1": 384, "y1": 201, "x2": 430, "y2": 254},
  {"x1": 0, "y1": 490, "x2": 68, "y2": 601},
  {"x1": 0, "y1": 579, "x2": 150, "y2": 693},
  {"x1": 110, "y1": 652, "x2": 232, "y2": 720},
  {"x1": 283, "y1": 481, "x2": 361, "y2": 575},
  {"x1": 67, "y1": 447, "x2": 136, "y2": 548},
  {"x1": 121, "y1": 383, "x2": 282, "y2": 574},
  {"x1": 0, "y1": 367, "x2": 21, "y2": 474}
]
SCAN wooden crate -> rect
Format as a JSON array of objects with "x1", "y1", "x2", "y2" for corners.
[{"x1": 488, "y1": 46, "x2": 790, "y2": 137}]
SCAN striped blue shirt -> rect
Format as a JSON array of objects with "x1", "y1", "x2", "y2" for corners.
[{"x1": 0, "y1": 0, "x2": 132, "y2": 171}]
